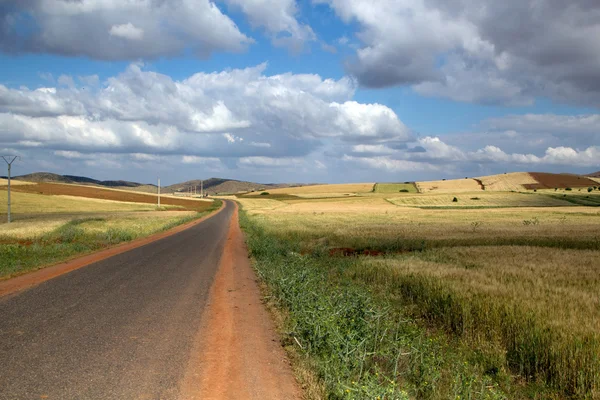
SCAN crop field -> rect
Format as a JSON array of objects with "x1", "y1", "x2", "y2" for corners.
[
  {"x1": 0, "y1": 190, "x2": 176, "y2": 217},
  {"x1": 387, "y1": 191, "x2": 575, "y2": 208},
  {"x1": 525, "y1": 173, "x2": 598, "y2": 190},
  {"x1": 238, "y1": 192, "x2": 600, "y2": 399},
  {"x1": 476, "y1": 172, "x2": 538, "y2": 192},
  {"x1": 246, "y1": 183, "x2": 375, "y2": 196},
  {"x1": 415, "y1": 178, "x2": 483, "y2": 193},
  {"x1": 0, "y1": 188, "x2": 220, "y2": 278},
  {"x1": 5, "y1": 182, "x2": 211, "y2": 212},
  {"x1": 374, "y1": 182, "x2": 417, "y2": 193},
  {"x1": 0, "y1": 178, "x2": 34, "y2": 186}
]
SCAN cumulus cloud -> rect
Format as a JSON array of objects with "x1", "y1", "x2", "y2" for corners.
[
  {"x1": 223, "y1": 0, "x2": 315, "y2": 53},
  {"x1": 0, "y1": 0, "x2": 252, "y2": 60},
  {"x1": 317, "y1": 0, "x2": 600, "y2": 107},
  {"x1": 0, "y1": 64, "x2": 410, "y2": 165}
]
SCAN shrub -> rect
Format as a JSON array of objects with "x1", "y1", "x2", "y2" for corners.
[
  {"x1": 565, "y1": 188, "x2": 572, "y2": 191},
  {"x1": 470, "y1": 197, "x2": 480, "y2": 200},
  {"x1": 588, "y1": 187, "x2": 593, "y2": 193},
  {"x1": 452, "y1": 197, "x2": 458, "y2": 202},
  {"x1": 260, "y1": 192, "x2": 270, "y2": 196},
  {"x1": 399, "y1": 189, "x2": 410, "y2": 193}
]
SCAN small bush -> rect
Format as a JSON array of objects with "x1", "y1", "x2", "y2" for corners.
[
  {"x1": 565, "y1": 187, "x2": 572, "y2": 191},
  {"x1": 452, "y1": 197, "x2": 458, "y2": 202},
  {"x1": 399, "y1": 189, "x2": 410, "y2": 193},
  {"x1": 260, "y1": 192, "x2": 270, "y2": 196},
  {"x1": 470, "y1": 197, "x2": 480, "y2": 200},
  {"x1": 588, "y1": 187, "x2": 593, "y2": 193}
]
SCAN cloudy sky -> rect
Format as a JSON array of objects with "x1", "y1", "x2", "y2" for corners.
[{"x1": 1, "y1": 0, "x2": 599, "y2": 184}]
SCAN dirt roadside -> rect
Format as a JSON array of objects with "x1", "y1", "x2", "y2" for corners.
[
  {"x1": 180, "y1": 203, "x2": 302, "y2": 400},
  {"x1": 0, "y1": 201, "x2": 225, "y2": 297}
]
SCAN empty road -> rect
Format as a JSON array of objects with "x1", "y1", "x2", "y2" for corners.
[{"x1": 0, "y1": 201, "x2": 235, "y2": 399}]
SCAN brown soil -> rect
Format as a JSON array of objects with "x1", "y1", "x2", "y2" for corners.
[
  {"x1": 525, "y1": 173, "x2": 598, "y2": 190},
  {"x1": 3, "y1": 182, "x2": 210, "y2": 211},
  {"x1": 473, "y1": 178, "x2": 486, "y2": 190},
  {"x1": 180, "y1": 203, "x2": 301, "y2": 400},
  {"x1": 0, "y1": 202, "x2": 225, "y2": 297}
]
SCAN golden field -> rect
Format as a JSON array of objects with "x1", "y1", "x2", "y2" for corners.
[
  {"x1": 239, "y1": 189, "x2": 600, "y2": 398},
  {"x1": 246, "y1": 183, "x2": 375, "y2": 196},
  {"x1": 415, "y1": 178, "x2": 482, "y2": 193},
  {"x1": 476, "y1": 172, "x2": 538, "y2": 191}
]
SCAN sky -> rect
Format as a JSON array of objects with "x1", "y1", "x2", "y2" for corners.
[{"x1": 0, "y1": 0, "x2": 599, "y2": 185}]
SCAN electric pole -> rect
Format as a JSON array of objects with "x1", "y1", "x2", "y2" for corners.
[
  {"x1": 157, "y1": 178, "x2": 161, "y2": 208},
  {"x1": 201, "y1": 180, "x2": 203, "y2": 198},
  {"x1": 2, "y1": 156, "x2": 19, "y2": 223}
]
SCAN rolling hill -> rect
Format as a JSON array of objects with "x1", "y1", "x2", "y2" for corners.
[{"x1": 8, "y1": 172, "x2": 296, "y2": 196}]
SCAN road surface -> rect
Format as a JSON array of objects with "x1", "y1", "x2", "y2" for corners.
[{"x1": 0, "y1": 200, "x2": 251, "y2": 399}]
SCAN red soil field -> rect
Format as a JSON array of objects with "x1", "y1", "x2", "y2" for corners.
[
  {"x1": 524, "y1": 173, "x2": 598, "y2": 190},
  {"x1": 4, "y1": 183, "x2": 211, "y2": 212}
]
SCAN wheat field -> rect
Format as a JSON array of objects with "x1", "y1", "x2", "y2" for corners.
[
  {"x1": 415, "y1": 178, "x2": 482, "y2": 193},
  {"x1": 387, "y1": 191, "x2": 572, "y2": 207},
  {"x1": 0, "y1": 178, "x2": 35, "y2": 186},
  {"x1": 246, "y1": 183, "x2": 375, "y2": 195},
  {"x1": 476, "y1": 172, "x2": 538, "y2": 191},
  {"x1": 240, "y1": 191, "x2": 600, "y2": 397}
]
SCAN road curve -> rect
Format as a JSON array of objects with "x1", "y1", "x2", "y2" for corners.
[{"x1": 0, "y1": 201, "x2": 234, "y2": 399}]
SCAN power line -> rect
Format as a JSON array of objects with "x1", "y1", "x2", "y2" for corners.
[{"x1": 2, "y1": 156, "x2": 20, "y2": 224}]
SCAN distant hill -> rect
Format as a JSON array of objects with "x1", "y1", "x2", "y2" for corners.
[
  {"x1": 165, "y1": 177, "x2": 294, "y2": 195},
  {"x1": 14, "y1": 172, "x2": 156, "y2": 191},
  {"x1": 587, "y1": 171, "x2": 600, "y2": 178},
  {"x1": 10, "y1": 172, "x2": 297, "y2": 196}
]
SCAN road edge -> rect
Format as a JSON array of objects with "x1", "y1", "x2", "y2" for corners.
[
  {"x1": 179, "y1": 202, "x2": 302, "y2": 400},
  {"x1": 0, "y1": 201, "x2": 227, "y2": 298}
]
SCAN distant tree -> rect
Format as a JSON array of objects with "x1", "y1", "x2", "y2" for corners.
[{"x1": 452, "y1": 197, "x2": 458, "y2": 202}]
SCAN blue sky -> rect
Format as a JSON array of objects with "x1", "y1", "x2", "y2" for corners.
[{"x1": 1, "y1": 0, "x2": 599, "y2": 184}]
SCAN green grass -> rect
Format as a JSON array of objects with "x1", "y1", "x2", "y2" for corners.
[
  {"x1": 0, "y1": 200, "x2": 222, "y2": 279},
  {"x1": 240, "y1": 209, "x2": 508, "y2": 400},
  {"x1": 374, "y1": 183, "x2": 417, "y2": 193}
]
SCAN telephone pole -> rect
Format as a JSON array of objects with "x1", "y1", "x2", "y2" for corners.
[
  {"x1": 201, "y1": 180, "x2": 203, "y2": 198},
  {"x1": 157, "y1": 178, "x2": 161, "y2": 208},
  {"x1": 2, "y1": 156, "x2": 19, "y2": 223}
]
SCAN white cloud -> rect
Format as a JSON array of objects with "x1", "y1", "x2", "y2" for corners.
[
  {"x1": 109, "y1": 23, "x2": 144, "y2": 41},
  {"x1": 238, "y1": 156, "x2": 304, "y2": 168},
  {"x1": 0, "y1": 0, "x2": 253, "y2": 60},
  {"x1": 317, "y1": 0, "x2": 600, "y2": 107},
  {"x1": 0, "y1": 64, "x2": 409, "y2": 164},
  {"x1": 223, "y1": 0, "x2": 315, "y2": 53}
]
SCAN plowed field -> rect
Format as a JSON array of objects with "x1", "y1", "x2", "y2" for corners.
[{"x1": 524, "y1": 173, "x2": 597, "y2": 190}]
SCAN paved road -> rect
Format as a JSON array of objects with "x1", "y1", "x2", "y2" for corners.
[{"x1": 0, "y1": 201, "x2": 234, "y2": 400}]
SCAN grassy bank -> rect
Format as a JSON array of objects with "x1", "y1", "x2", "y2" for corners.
[
  {"x1": 0, "y1": 200, "x2": 221, "y2": 278},
  {"x1": 238, "y1": 197, "x2": 600, "y2": 399},
  {"x1": 241, "y1": 209, "x2": 512, "y2": 399}
]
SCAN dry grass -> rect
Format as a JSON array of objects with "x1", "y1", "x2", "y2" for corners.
[
  {"x1": 246, "y1": 183, "x2": 375, "y2": 195},
  {"x1": 476, "y1": 172, "x2": 538, "y2": 191},
  {"x1": 0, "y1": 178, "x2": 35, "y2": 186},
  {"x1": 387, "y1": 191, "x2": 571, "y2": 207},
  {"x1": 415, "y1": 178, "x2": 482, "y2": 193},
  {"x1": 370, "y1": 246, "x2": 600, "y2": 335},
  {"x1": 0, "y1": 190, "x2": 177, "y2": 216},
  {"x1": 590, "y1": 177, "x2": 600, "y2": 185}
]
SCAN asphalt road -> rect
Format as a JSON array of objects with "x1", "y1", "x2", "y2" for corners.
[{"x1": 0, "y1": 200, "x2": 234, "y2": 400}]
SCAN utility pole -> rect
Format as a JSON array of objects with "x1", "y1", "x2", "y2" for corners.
[
  {"x1": 2, "y1": 156, "x2": 19, "y2": 223},
  {"x1": 157, "y1": 178, "x2": 161, "y2": 208},
  {"x1": 201, "y1": 180, "x2": 203, "y2": 198}
]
